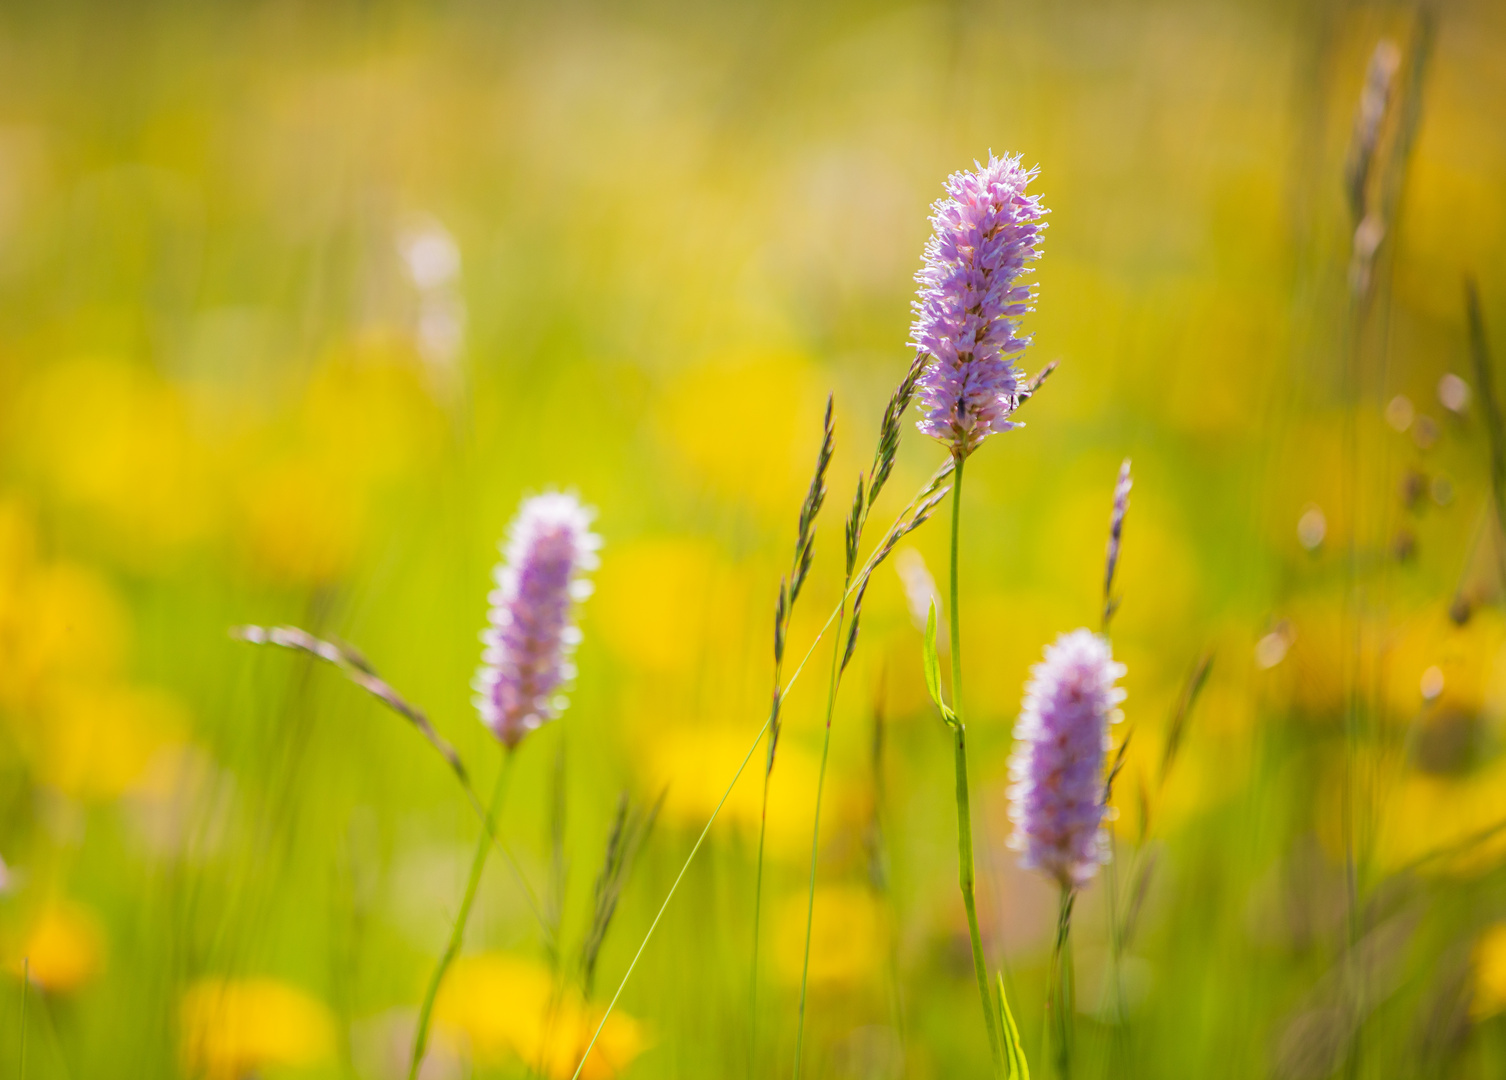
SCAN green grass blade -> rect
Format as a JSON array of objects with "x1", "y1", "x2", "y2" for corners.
[{"x1": 996, "y1": 973, "x2": 1030, "y2": 1080}]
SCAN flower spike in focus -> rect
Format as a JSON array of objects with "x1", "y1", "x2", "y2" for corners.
[
  {"x1": 473, "y1": 492, "x2": 601, "y2": 748},
  {"x1": 911, "y1": 152, "x2": 1048, "y2": 457}
]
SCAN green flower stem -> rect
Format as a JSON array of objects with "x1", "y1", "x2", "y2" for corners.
[
  {"x1": 1048, "y1": 887, "x2": 1076, "y2": 1080},
  {"x1": 949, "y1": 456, "x2": 1005, "y2": 1078},
  {"x1": 408, "y1": 750, "x2": 516, "y2": 1080}
]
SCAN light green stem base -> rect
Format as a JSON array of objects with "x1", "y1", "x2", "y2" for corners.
[
  {"x1": 1048, "y1": 888, "x2": 1076, "y2": 1080},
  {"x1": 408, "y1": 752, "x2": 515, "y2": 1080},
  {"x1": 949, "y1": 456, "x2": 1006, "y2": 1078}
]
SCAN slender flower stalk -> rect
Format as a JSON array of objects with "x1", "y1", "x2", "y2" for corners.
[
  {"x1": 910, "y1": 152, "x2": 1046, "y2": 1078},
  {"x1": 409, "y1": 492, "x2": 599, "y2": 1080},
  {"x1": 408, "y1": 755, "x2": 516, "y2": 1079},
  {"x1": 944, "y1": 457, "x2": 1003, "y2": 1075},
  {"x1": 1008, "y1": 629, "x2": 1126, "y2": 1078},
  {"x1": 1047, "y1": 888, "x2": 1077, "y2": 1079}
]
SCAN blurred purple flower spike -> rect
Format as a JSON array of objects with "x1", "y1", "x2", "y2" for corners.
[
  {"x1": 473, "y1": 492, "x2": 601, "y2": 748},
  {"x1": 1007, "y1": 629, "x2": 1126, "y2": 890},
  {"x1": 911, "y1": 152, "x2": 1048, "y2": 457}
]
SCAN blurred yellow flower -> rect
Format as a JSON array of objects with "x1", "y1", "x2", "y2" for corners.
[
  {"x1": 434, "y1": 952, "x2": 646, "y2": 1079},
  {"x1": 233, "y1": 347, "x2": 444, "y2": 586},
  {"x1": 775, "y1": 884, "x2": 887, "y2": 989},
  {"x1": 237, "y1": 458, "x2": 365, "y2": 585},
  {"x1": 0, "y1": 499, "x2": 192, "y2": 800},
  {"x1": 636, "y1": 724, "x2": 849, "y2": 860},
  {"x1": 16, "y1": 357, "x2": 218, "y2": 561},
  {"x1": 1375, "y1": 753, "x2": 1506, "y2": 876},
  {"x1": 593, "y1": 538, "x2": 752, "y2": 673},
  {"x1": 27, "y1": 685, "x2": 188, "y2": 801},
  {"x1": 658, "y1": 349, "x2": 821, "y2": 514},
  {"x1": 9, "y1": 900, "x2": 106, "y2": 993},
  {"x1": 179, "y1": 977, "x2": 336, "y2": 1079},
  {"x1": 0, "y1": 557, "x2": 130, "y2": 711},
  {"x1": 1474, "y1": 923, "x2": 1506, "y2": 1021},
  {"x1": 298, "y1": 342, "x2": 445, "y2": 484},
  {"x1": 0, "y1": 499, "x2": 38, "y2": 589},
  {"x1": 1381, "y1": 606, "x2": 1506, "y2": 725}
]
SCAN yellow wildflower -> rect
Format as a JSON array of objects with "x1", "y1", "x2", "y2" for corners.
[
  {"x1": 0, "y1": 558, "x2": 130, "y2": 712},
  {"x1": 15, "y1": 356, "x2": 219, "y2": 562},
  {"x1": 27, "y1": 685, "x2": 187, "y2": 801},
  {"x1": 179, "y1": 977, "x2": 336, "y2": 1079},
  {"x1": 635, "y1": 724, "x2": 850, "y2": 860},
  {"x1": 592, "y1": 538, "x2": 752, "y2": 674},
  {"x1": 236, "y1": 458, "x2": 365, "y2": 585},
  {"x1": 657, "y1": 349, "x2": 820, "y2": 515},
  {"x1": 775, "y1": 884, "x2": 887, "y2": 989},
  {"x1": 434, "y1": 952, "x2": 646, "y2": 1079},
  {"x1": 9, "y1": 900, "x2": 106, "y2": 993},
  {"x1": 1473, "y1": 923, "x2": 1506, "y2": 1020}
]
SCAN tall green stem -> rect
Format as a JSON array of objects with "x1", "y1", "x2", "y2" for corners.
[
  {"x1": 1047, "y1": 887, "x2": 1076, "y2": 1080},
  {"x1": 949, "y1": 457, "x2": 1005, "y2": 1078},
  {"x1": 749, "y1": 728, "x2": 773, "y2": 1076},
  {"x1": 792, "y1": 603, "x2": 846, "y2": 1080},
  {"x1": 408, "y1": 751, "x2": 515, "y2": 1080}
]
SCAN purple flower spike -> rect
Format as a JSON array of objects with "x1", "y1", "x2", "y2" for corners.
[
  {"x1": 911, "y1": 152, "x2": 1048, "y2": 457},
  {"x1": 473, "y1": 492, "x2": 601, "y2": 748},
  {"x1": 1007, "y1": 629, "x2": 1126, "y2": 890}
]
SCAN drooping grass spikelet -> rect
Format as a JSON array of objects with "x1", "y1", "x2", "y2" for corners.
[
  {"x1": 1344, "y1": 40, "x2": 1401, "y2": 226},
  {"x1": 1008, "y1": 630, "x2": 1126, "y2": 890},
  {"x1": 581, "y1": 790, "x2": 664, "y2": 998},
  {"x1": 791, "y1": 395, "x2": 836, "y2": 613},
  {"x1": 234, "y1": 624, "x2": 488, "y2": 822},
  {"x1": 867, "y1": 353, "x2": 926, "y2": 510},
  {"x1": 1102, "y1": 458, "x2": 1132, "y2": 629},
  {"x1": 911, "y1": 153, "x2": 1048, "y2": 458},
  {"x1": 1017, "y1": 359, "x2": 1057, "y2": 408},
  {"x1": 474, "y1": 492, "x2": 601, "y2": 748},
  {"x1": 841, "y1": 483, "x2": 950, "y2": 676}
]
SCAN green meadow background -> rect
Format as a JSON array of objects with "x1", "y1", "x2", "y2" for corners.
[{"x1": 2, "y1": 0, "x2": 1506, "y2": 1076}]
